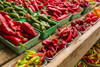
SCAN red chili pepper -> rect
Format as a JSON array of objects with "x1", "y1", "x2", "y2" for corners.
[
  {"x1": 92, "y1": 16, "x2": 98, "y2": 22},
  {"x1": 24, "y1": 2, "x2": 28, "y2": 8},
  {"x1": 42, "y1": 39, "x2": 52, "y2": 46},
  {"x1": 1, "y1": 22, "x2": 16, "y2": 36},
  {"x1": 22, "y1": 32, "x2": 32, "y2": 39},
  {"x1": 55, "y1": 6, "x2": 66, "y2": 11},
  {"x1": 30, "y1": 53, "x2": 43, "y2": 58},
  {"x1": 4, "y1": 15, "x2": 11, "y2": 22},
  {"x1": 0, "y1": 11, "x2": 8, "y2": 16},
  {"x1": 32, "y1": 0, "x2": 39, "y2": 11},
  {"x1": 52, "y1": 37, "x2": 58, "y2": 44},
  {"x1": 7, "y1": 21, "x2": 16, "y2": 30},
  {"x1": 0, "y1": 14, "x2": 7, "y2": 23},
  {"x1": 12, "y1": 21, "x2": 21, "y2": 26},
  {"x1": 52, "y1": 12, "x2": 59, "y2": 18},
  {"x1": 48, "y1": 7, "x2": 62, "y2": 14},
  {"x1": 51, "y1": 16, "x2": 57, "y2": 20},
  {"x1": 38, "y1": 3, "x2": 44, "y2": 9},
  {"x1": 21, "y1": 22, "x2": 37, "y2": 37},
  {"x1": 56, "y1": 27, "x2": 68, "y2": 36},
  {"x1": 28, "y1": 5, "x2": 36, "y2": 12},
  {"x1": 72, "y1": 27, "x2": 78, "y2": 38},
  {"x1": 40, "y1": 52, "x2": 46, "y2": 62},
  {"x1": 41, "y1": 9, "x2": 49, "y2": 15},
  {"x1": 3, "y1": 35, "x2": 27, "y2": 48},
  {"x1": 58, "y1": 26, "x2": 62, "y2": 32},
  {"x1": 65, "y1": 32, "x2": 72, "y2": 42},
  {"x1": 57, "y1": 14, "x2": 68, "y2": 21},
  {"x1": 46, "y1": 50, "x2": 54, "y2": 58},
  {"x1": 48, "y1": 46, "x2": 56, "y2": 53}
]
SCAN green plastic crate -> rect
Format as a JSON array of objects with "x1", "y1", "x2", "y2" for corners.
[
  {"x1": 70, "y1": 10, "x2": 83, "y2": 21},
  {"x1": 81, "y1": 6, "x2": 91, "y2": 15},
  {"x1": 57, "y1": 14, "x2": 72, "y2": 26},
  {"x1": 34, "y1": 21, "x2": 59, "y2": 40},
  {"x1": 0, "y1": 32, "x2": 40, "y2": 54}
]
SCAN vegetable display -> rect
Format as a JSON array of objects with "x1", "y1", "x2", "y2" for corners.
[
  {"x1": 12, "y1": 50, "x2": 46, "y2": 67},
  {"x1": 0, "y1": 12, "x2": 37, "y2": 48},
  {"x1": 26, "y1": 13, "x2": 57, "y2": 31},
  {"x1": 38, "y1": 37, "x2": 68, "y2": 58}
]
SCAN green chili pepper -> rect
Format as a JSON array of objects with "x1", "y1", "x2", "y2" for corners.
[
  {"x1": 48, "y1": 19, "x2": 57, "y2": 25},
  {"x1": 30, "y1": 16, "x2": 40, "y2": 23},
  {"x1": 4, "y1": 7, "x2": 14, "y2": 11},
  {"x1": 9, "y1": 13, "x2": 20, "y2": 19},
  {"x1": 17, "y1": 11, "x2": 26, "y2": 16},
  {"x1": 0, "y1": 4, "x2": 4, "y2": 10},
  {"x1": 13, "y1": 6, "x2": 24, "y2": 11},
  {"x1": 17, "y1": 4, "x2": 23, "y2": 7},
  {"x1": 34, "y1": 59, "x2": 40, "y2": 63},
  {"x1": 38, "y1": 14, "x2": 48, "y2": 21},
  {"x1": 41, "y1": 21, "x2": 50, "y2": 29},
  {"x1": 32, "y1": 23, "x2": 40, "y2": 30},
  {"x1": 4, "y1": 2, "x2": 12, "y2": 6},
  {"x1": 27, "y1": 7, "x2": 33, "y2": 15},
  {"x1": 11, "y1": 2, "x2": 17, "y2": 5},
  {"x1": 0, "y1": 0, "x2": 3, "y2": 4},
  {"x1": 47, "y1": 15, "x2": 51, "y2": 19},
  {"x1": 40, "y1": 22, "x2": 46, "y2": 31}
]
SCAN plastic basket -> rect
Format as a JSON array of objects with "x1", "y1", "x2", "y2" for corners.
[
  {"x1": 58, "y1": 14, "x2": 72, "y2": 26},
  {"x1": 81, "y1": 6, "x2": 91, "y2": 15},
  {"x1": 0, "y1": 32, "x2": 40, "y2": 54},
  {"x1": 70, "y1": 10, "x2": 83, "y2": 21}
]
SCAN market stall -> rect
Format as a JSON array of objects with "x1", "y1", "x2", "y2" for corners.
[{"x1": 0, "y1": 0, "x2": 100, "y2": 67}]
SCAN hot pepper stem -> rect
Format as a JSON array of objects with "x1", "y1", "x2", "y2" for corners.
[{"x1": 19, "y1": 42, "x2": 27, "y2": 49}]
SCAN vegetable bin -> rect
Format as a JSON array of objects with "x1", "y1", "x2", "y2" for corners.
[
  {"x1": 0, "y1": 32, "x2": 40, "y2": 54},
  {"x1": 58, "y1": 14, "x2": 72, "y2": 26},
  {"x1": 81, "y1": 6, "x2": 91, "y2": 15},
  {"x1": 70, "y1": 10, "x2": 83, "y2": 21}
]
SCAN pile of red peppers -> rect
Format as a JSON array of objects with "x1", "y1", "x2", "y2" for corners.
[
  {"x1": 85, "y1": 13, "x2": 99, "y2": 26},
  {"x1": 56, "y1": 26, "x2": 79, "y2": 43},
  {"x1": 71, "y1": 13, "x2": 99, "y2": 34},
  {"x1": 0, "y1": 12, "x2": 37, "y2": 48},
  {"x1": 38, "y1": 37, "x2": 68, "y2": 58}
]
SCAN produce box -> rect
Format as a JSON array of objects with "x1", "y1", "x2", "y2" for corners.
[
  {"x1": 34, "y1": 20, "x2": 59, "y2": 40},
  {"x1": 81, "y1": 6, "x2": 91, "y2": 15},
  {"x1": 0, "y1": 32, "x2": 40, "y2": 54},
  {"x1": 58, "y1": 14, "x2": 72, "y2": 26},
  {"x1": 70, "y1": 10, "x2": 83, "y2": 21}
]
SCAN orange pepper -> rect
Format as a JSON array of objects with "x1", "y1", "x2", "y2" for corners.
[
  {"x1": 91, "y1": 11, "x2": 96, "y2": 15},
  {"x1": 94, "y1": 7, "x2": 100, "y2": 12},
  {"x1": 95, "y1": 10, "x2": 100, "y2": 17}
]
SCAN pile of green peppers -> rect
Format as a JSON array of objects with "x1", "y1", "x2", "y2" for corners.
[
  {"x1": 14, "y1": 50, "x2": 45, "y2": 67},
  {"x1": 0, "y1": 0, "x2": 32, "y2": 19},
  {"x1": 27, "y1": 12, "x2": 57, "y2": 31},
  {"x1": 75, "y1": 60, "x2": 86, "y2": 67}
]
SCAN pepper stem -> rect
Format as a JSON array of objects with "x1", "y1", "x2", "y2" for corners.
[{"x1": 19, "y1": 42, "x2": 27, "y2": 49}]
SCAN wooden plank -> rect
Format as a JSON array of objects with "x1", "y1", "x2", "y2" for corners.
[{"x1": 45, "y1": 21, "x2": 100, "y2": 67}]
